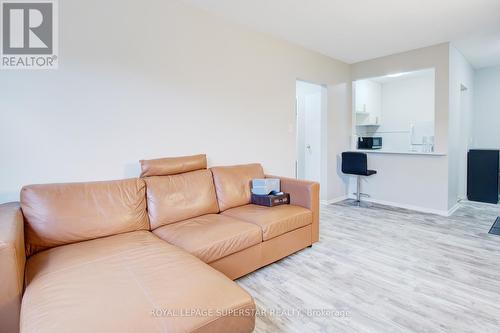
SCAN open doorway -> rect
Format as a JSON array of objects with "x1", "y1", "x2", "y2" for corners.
[{"x1": 295, "y1": 80, "x2": 327, "y2": 187}]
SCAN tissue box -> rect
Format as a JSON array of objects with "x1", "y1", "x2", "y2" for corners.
[
  {"x1": 251, "y1": 193, "x2": 290, "y2": 207},
  {"x1": 251, "y1": 178, "x2": 280, "y2": 195}
]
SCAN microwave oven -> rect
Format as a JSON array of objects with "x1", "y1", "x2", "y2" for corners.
[{"x1": 358, "y1": 137, "x2": 382, "y2": 150}]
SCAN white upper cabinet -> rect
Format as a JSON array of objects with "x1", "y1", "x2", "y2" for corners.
[{"x1": 354, "y1": 80, "x2": 382, "y2": 126}]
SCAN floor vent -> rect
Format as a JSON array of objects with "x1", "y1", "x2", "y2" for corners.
[{"x1": 489, "y1": 217, "x2": 500, "y2": 236}]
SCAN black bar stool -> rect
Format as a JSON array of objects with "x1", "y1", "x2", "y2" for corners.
[{"x1": 341, "y1": 152, "x2": 377, "y2": 205}]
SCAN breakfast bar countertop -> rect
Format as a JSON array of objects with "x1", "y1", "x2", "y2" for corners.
[{"x1": 352, "y1": 149, "x2": 447, "y2": 156}]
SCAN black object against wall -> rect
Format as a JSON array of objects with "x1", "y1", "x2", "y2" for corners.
[{"x1": 467, "y1": 149, "x2": 499, "y2": 204}]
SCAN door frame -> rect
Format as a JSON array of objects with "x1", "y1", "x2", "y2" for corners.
[{"x1": 295, "y1": 79, "x2": 328, "y2": 194}]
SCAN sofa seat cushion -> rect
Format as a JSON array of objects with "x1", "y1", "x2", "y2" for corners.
[
  {"x1": 222, "y1": 204, "x2": 312, "y2": 241},
  {"x1": 21, "y1": 231, "x2": 255, "y2": 333},
  {"x1": 153, "y1": 214, "x2": 262, "y2": 263}
]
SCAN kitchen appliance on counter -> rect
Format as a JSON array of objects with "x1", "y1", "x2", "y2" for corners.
[{"x1": 358, "y1": 137, "x2": 382, "y2": 150}]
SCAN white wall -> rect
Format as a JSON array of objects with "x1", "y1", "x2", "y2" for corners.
[
  {"x1": 448, "y1": 45, "x2": 474, "y2": 206},
  {"x1": 350, "y1": 43, "x2": 451, "y2": 214},
  {"x1": 350, "y1": 153, "x2": 449, "y2": 213},
  {"x1": 328, "y1": 82, "x2": 352, "y2": 202},
  {"x1": 472, "y1": 65, "x2": 500, "y2": 149},
  {"x1": 0, "y1": 0, "x2": 351, "y2": 203}
]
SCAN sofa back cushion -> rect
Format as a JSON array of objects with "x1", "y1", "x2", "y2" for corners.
[
  {"x1": 144, "y1": 170, "x2": 219, "y2": 229},
  {"x1": 140, "y1": 154, "x2": 207, "y2": 177},
  {"x1": 21, "y1": 178, "x2": 149, "y2": 256},
  {"x1": 210, "y1": 164, "x2": 264, "y2": 212}
]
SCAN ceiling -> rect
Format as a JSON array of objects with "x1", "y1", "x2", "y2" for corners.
[
  {"x1": 182, "y1": 0, "x2": 500, "y2": 68},
  {"x1": 453, "y1": 33, "x2": 500, "y2": 69}
]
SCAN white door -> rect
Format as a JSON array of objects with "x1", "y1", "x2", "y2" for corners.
[{"x1": 296, "y1": 81, "x2": 323, "y2": 183}]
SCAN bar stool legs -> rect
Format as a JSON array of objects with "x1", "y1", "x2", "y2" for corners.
[
  {"x1": 356, "y1": 175, "x2": 361, "y2": 203},
  {"x1": 349, "y1": 175, "x2": 371, "y2": 207}
]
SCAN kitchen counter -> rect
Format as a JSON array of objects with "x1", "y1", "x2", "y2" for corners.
[{"x1": 352, "y1": 149, "x2": 446, "y2": 156}]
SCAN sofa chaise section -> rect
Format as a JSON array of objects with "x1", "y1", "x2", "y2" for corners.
[
  {"x1": 21, "y1": 231, "x2": 255, "y2": 333},
  {"x1": 17, "y1": 177, "x2": 256, "y2": 333}
]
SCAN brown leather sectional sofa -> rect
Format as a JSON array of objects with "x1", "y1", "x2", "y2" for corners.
[{"x1": 0, "y1": 154, "x2": 319, "y2": 333}]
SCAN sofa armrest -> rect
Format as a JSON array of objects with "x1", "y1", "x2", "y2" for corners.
[
  {"x1": 265, "y1": 175, "x2": 320, "y2": 243},
  {"x1": 0, "y1": 202, "x2": 25, "y2": 333}
]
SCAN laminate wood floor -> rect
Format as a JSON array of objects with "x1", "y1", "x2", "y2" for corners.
[{"x1": 236, "y1": 200, "x2": 500, "y2": 333}]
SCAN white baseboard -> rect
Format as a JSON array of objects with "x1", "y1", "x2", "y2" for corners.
[
  {"x1": 459, "y1": 199, "x2": 500, "y2": 207},
  {"x1": 446, "y1": 203, "x2": 460, "y2": 216},
  {"x1": 345, "y1": 195, "x2": 455, "y2": 217},
  {"x1": 323, "y1": 194, "x2": 461, "y2": 217},
  {"x1": 321, "y1": 195, "x2": 348, "y2": 205}
]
